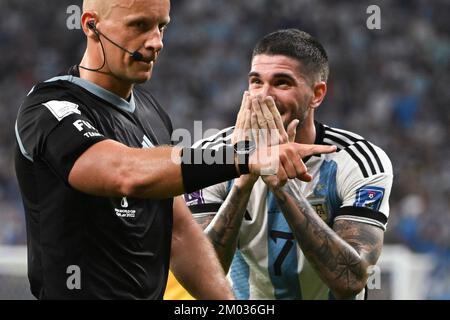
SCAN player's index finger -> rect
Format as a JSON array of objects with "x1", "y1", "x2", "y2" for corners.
[
  {"x1": 237, "y1": 92, "x2": 250, "y2": 128},
  {"x1": 309, "y1": 144, "x2": 337, "y2": 154},
  {"x1": 236, "y1": 110, "x2": 251, "y2": 140},
  {"x1": 238, "y1": 92, "x2": 249, "y2": 117},
  {"x1": 243, "y1": 91, "x2": 251, "y2": 110},
  {"x1": 293, "y1": 144, "x2": 337, "y2": 157},
  {"x1": 243, "y1": 109, "x2": 252, "y2": 131},
  {"x1": 239, "y1": 91, "x2": 250, "y2": 113}
]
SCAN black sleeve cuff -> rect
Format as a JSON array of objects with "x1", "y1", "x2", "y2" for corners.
[{"x1": 335, "y1": 206, "x2": 388, "y2": 228}]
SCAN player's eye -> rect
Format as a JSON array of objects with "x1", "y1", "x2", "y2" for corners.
[
  {"x1": 275, "y1": 79, "x2": 291, "y2": 88},
  {"x1": 249, "y1": 77, "x2": 262, "y2": 85}
]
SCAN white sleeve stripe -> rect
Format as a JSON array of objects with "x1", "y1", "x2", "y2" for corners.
[
  {"x1": 325, "y1": 127, "x2": 371, "y2": 170},
  {"x1": 358, "y1": 141, "x2": 385, "y2": 174},
  {"x1": 324, "y1": 131, "x2": 357, "y2": 146},
  {"x1": 334, "y1": 215, "x2": 386, "y2": 231},
  {"x1": 359, "y1": 140, "x2": 385, "y2": 173},
  {"x1": 324, "y1": 125, "x2": 364, "y2": 141},
  {"x1": 324, "y1": 132, "x2": 362, "y2": 152},
  {"x1": 344, "y1": 141, "x2": 386, "y2": 178},
  {"x1": 323, "y1": 137, "x2": 345, "y2": 150},
  {"x1": 352, "y1": 141, "x2": 385, "y2": 175},
  {"x1": 343, "y1": 146, "x2": 370, "y2": 178},
  {"x1": 324, "y1": 126, "x2": 386, "y2": 176},
  {"x1": 325, "y1": 134, "x2": 386, "y2": 177},
  {"x1": 15, "y1": 121, "x2": 33, "y2": 162},
  {"x1": 352, "y1": 143, "x2": 378, "y2": 176}
]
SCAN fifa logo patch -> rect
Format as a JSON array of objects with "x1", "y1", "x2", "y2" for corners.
[{"x1": 354, "y1": 186, "x2": 385, "y2": 211}]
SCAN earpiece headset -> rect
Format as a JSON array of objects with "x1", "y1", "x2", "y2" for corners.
[{"x1": 79, "y1": 20, "x2": 144, "y2": 72}]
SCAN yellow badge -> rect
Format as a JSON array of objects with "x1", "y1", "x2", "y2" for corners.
[{"x1": 308, "y1": 197, "x2": 330, "y2": 223}]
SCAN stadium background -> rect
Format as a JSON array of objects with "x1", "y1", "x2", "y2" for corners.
[{"x1": 0, "y1": 0, "x2": 448, "y2": 299}]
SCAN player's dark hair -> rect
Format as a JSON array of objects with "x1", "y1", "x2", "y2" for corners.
[{"x1": 252, "y1": 29, "x2": 329, "y2": 83}]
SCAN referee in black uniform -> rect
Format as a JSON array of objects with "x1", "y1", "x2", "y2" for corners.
[{"x1": 14, "y1": 0, "x2": 335, "y2": 299}]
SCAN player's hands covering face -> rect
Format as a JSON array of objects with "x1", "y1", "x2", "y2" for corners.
[{"x1": 248, "y1": 95, "x2": 335, "y2": 188}]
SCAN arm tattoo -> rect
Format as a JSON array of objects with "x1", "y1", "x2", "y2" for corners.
[
  {"x1": 201, "y1": 184, "x2": 253, "y2": 272},
  {"x1": 333, "y1": 220, "x2": 383, "y2": 267},
  {"x1": 194, "y1": 215, "x2": 215, "y2": 231},
  {"x1": 273, "y1": 185, "x2": 383, "y2": 298}
]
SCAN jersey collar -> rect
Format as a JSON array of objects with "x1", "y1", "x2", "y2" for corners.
[
  {"x1": 302, "y1": 121, "x2": 326, "y2": 163},
  {"x1": 314, "y1": 120, "x2": 325, "y2": 145},
  {"x1": 44, "y1": 75, "x2": 136, "y2": 113}
]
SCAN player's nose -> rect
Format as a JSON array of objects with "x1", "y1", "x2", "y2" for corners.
[{"x1": 255, "y1": 84, "x2": 274, "y2": 99}]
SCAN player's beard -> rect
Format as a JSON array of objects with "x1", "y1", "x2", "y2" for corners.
[{"x1": 281, "y1": 104, "x2": 309, "y2": 130}]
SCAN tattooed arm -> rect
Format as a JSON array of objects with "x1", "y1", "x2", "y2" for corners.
[
  {"x1": 194, "y1": 177, "x2": 256, "y2": 273},
  {"x1": 191, "y1": 92, "x2": 257, "y2": 272},
  {"x1": 272, "y1": 184, "x2": 384, "y2": 299}
]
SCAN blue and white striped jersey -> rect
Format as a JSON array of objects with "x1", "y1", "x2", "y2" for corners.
[{"x1": 185, "y1": 122, "x2": 393, "y2": 299}]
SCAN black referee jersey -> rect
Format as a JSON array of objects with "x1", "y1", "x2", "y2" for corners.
[{"x1": 14, "y1": 66, "x2": 174, "y2": 299}]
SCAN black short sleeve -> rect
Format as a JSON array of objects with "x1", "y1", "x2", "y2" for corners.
[{"x1": 16, "y1": 100, "x2": 107, "y2": 183}]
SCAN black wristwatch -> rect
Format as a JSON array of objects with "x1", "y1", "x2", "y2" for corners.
[{"x1": 233, "y1": 140, "x2": 256, "y2": 174}]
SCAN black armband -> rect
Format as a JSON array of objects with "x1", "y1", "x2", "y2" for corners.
[{"x1": 180, "y1": 146, "x2": 240, "y2": 193}]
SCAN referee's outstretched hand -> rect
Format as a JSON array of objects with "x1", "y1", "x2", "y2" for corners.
[{"x1": 248, "y1": 143, "x2": 337, "y2": 188}]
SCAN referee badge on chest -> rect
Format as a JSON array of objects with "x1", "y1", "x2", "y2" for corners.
[{"x1": 307, "y1": 197, "x2": 330, "y2": 223}]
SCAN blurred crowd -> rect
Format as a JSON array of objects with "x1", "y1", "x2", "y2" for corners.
[{"x1": 0, "y1": 0, "x2": 449, "y2": 298}]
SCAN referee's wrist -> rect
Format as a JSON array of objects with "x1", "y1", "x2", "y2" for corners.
[{"x1": 180, "y1": 146, "x2": 240, "y2": 193}]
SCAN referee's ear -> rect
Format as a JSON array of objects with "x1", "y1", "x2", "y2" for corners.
[
  {"x1": 81, "y1": 12, "x2": 99, "y2": 40},
  {"x1": 310, "y1": 81, "x2": 327, "y2": 110}
]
